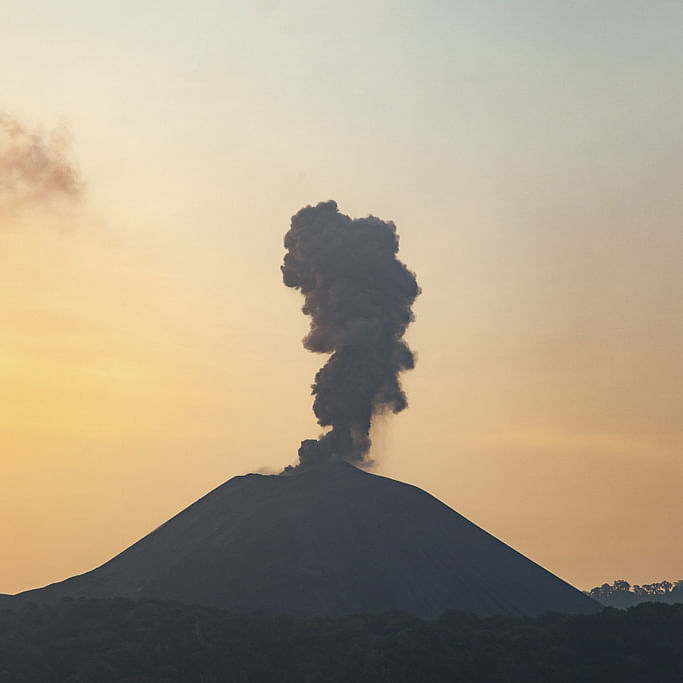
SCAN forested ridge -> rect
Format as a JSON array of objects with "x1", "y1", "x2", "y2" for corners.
[
  {"x1": 1, "y1": 598, "x2": 682, "y2": 682},
  {"x1": 587, "y1": 579, "x2": 683, "y2": 608}
]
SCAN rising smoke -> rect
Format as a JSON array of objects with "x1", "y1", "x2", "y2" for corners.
[
  {"x1": 0, "y1": 114, "x2": 82, "y2": 215},
  {"x1": 282, "y1": 200, "x2": 420, "y2": 468}
]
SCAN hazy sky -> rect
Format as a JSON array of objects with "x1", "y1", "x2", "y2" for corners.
[{"x1": 2, "y1": 0, "x2": 682, "y2": 595}]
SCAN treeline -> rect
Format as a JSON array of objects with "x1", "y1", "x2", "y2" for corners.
[
  {"x1": 587, "y1": 580, "x2": 683, "y2": 608},
  {"x1": 1, "y1": 598, "x2": 683, "y2": 682}
]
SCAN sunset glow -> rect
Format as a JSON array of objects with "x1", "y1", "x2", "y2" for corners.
[{"x1": 2, "y1": 1, "x2": 682, "y2": 595}]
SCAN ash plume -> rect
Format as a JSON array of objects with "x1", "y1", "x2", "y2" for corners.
[
  {"x1": 282, "y1": 200, "x2": 420, "y2": 468},
  {"x1": 0, "y1": 114, "x2": 82, "y2": 215}
]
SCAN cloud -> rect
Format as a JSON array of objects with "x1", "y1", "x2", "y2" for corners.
[{"x1": 0, "y1": 113, "x2": 83, "y2": 216}]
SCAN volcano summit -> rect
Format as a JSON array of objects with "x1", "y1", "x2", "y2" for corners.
[{"x1": 6, "y1": 462, "x2": 598, "y2": 618}]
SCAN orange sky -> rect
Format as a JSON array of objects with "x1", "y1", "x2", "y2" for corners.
[{"x1": 2, "y1": 1, "x2": 682, "y2": 595}]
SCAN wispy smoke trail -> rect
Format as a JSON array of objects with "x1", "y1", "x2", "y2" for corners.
[
  {"x1": 0, "y1": 114, "x2": 82, "y2": 215},
  {"x1": 282, "y1": 200, "x2": 420, "y2": 468}
]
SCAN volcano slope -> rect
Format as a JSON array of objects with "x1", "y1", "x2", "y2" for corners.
[{"x1": 7, "y1": 462, "x2": 599, "y2": 618}]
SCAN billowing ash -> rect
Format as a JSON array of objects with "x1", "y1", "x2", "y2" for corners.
[{"x1": 282, "y1": 200, "x2": 420, "y2": 468}]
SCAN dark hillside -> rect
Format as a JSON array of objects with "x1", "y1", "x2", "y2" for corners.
[{"x1": 0, "y1": 598, "x2": 681, "y2": 682}]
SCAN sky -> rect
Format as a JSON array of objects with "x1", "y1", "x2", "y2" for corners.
[{"x1": 2, "y1": 0, "x2": 682, "y2": 595}]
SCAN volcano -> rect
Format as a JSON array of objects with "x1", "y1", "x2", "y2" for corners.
[{"x1": 5, "y1": 462, "x2": 598, "y2": 618}]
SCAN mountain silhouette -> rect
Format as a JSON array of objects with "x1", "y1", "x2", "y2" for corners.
[{"x1": 5, "y1": 462, "x2": 599, "y2": 618}]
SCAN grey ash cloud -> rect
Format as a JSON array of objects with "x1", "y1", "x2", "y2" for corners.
[
  {"x1": 282, "y1": 200, "x2": 420, "y2": 468},
  {"x1": 0, "y1": 114, "x2": 82, "y2": 215}
]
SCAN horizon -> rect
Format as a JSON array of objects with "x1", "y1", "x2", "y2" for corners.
[{"x1": 2, "y1": 1, "x2": 682, "y2": 596}]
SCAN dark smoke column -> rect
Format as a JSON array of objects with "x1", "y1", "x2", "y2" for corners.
[{"x1": 282, "y1": 200, "x2": 420, "y2": 468}]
